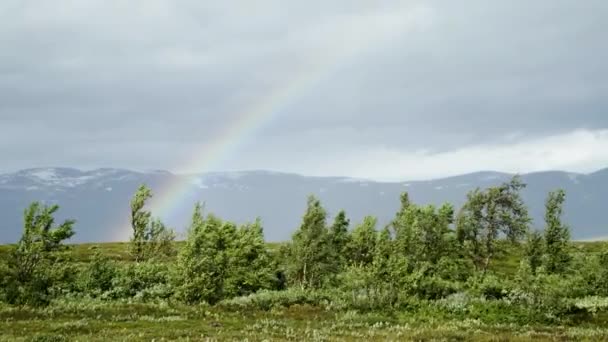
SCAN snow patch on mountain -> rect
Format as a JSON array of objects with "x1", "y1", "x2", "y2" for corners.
[{"x1": 29, "y1": 169, "x2": 58, "y2": 181}]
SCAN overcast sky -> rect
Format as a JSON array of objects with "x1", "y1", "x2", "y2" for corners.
[{"x1": 1, "y1": 0, "x2": 607, "y2": 180}]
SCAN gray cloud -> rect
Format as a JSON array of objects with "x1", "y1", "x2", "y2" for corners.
[{"x1": 0, "y1": 0, "x2": 607, "y2": 178}]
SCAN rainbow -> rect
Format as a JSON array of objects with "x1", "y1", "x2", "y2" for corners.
[{"x1": 113, "y1": 5, "x2": 430, "y2": 240}]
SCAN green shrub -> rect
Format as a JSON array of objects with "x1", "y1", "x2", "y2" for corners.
[
  {"x1": 508, "y1": 262, "x2": 579, "y2": 323},
  {"x1": 575, "y1": 296, "x2": 608, "y2": 315},
  {"x1": 466, "y1": 274, "x2": 512, "y2": 300},
  {"x1": 2, "y1": 259, "x2": 54, "y2": 307},
  {"x1": 436, "y1": 292, "x2": 471, "y2": 314},
  {"x1": 3, "y1": 202, "x2": 75, "y2": 306},
  {"x1": 0, "y1": 259, "x2": 8, "y2": 302},
  {"x1": 77, "y1": 249, "x2": 119, "y2": 297},
  {"x1": 218, "y1": 289, "x2": 334, "y2": 311},
  {"x1": 48, "y1": 258, "x2": 80, "y2": 297},
  {"x1": 411, "y1": 275, "x2": 460, "y2": 300},
  {"x1": 106, "y1": 262, "x2": 172, "y2": 301}
]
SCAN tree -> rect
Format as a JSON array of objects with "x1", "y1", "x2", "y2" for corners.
[
  {"x1": 130, "y1": 185, "x2": 152, "y2": 261},
  {"x1": 4, "y1": 202, "x2": 75, "y2": 306},
  {"x1": 225, "y1": 218, "x2": 277, "y2": 297},
  {"x1": 346, "y1": 216, "x2": 378, "y2": 267},
  {"x1": 456, "y1": 177, "x2": 530, "y2": 274},
  {"x1": 129, "y1": 185, "x2": 175, "y2": 262},
  {"x1": 391, "y1": 192, "x2": 417, "y2": 258},
  {"x1": 146, "y1": 218, "x2": 177, "y2": 258},
  {"x1": 411, "y1": 204, "x2": 455, "y2": 265},
  {"x1": 542, "y1": 189, "x2": 571, "y2": 274},
  {"x1": 395, "y1": 192, "x2": 412, "y2": 221},
  {"x1": 175, "y1": 204, "x2": 227, "y2": 304},
  {"x1": 371, "y1": 227, "x2": 404, "y2": 305},
  {"x1": 285, "y1": 195, "x2": 335, "y2": 289},
  {"x1": 524, "y1": 230, "x2": 544, "y2": 273},
  {"x1": 175, "y1": 203, "x2": 276, "y2": 304},
  {"x1": 329, "y1": 210, "x2": 351, "y2": 268},
  {"x1": 392, "y1": 194, "x2": 456, "y2": 267}
]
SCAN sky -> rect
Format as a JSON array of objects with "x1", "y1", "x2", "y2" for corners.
[{"x1": 1, "y1": 0, "x2": 607, "y2": 181}]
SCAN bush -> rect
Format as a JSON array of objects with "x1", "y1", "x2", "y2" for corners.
[
  {"x1": 77, "y1": 249, "x2": 118, "y2": 297},
  {"x1": 2, "y1": 259, "x2": 57, "y2": 307},
  {"x1": 48, "y1": 257, "x2": 80, "y2": 297},
  {"x1": 106, "y1": 262, "x2": 173, "y2": 301},
  {"x1": 436, "y1": 292, "x2": 471, "y2": 314},
  {"x1": 411, "y1": 275, "x2": 460, "y2": 300},
  {"x1": 218, "y1": 289, "x2": 335, "y2": 311},
  {"x1": 0, "y1": 260, "x2": 8, "y2": 302},
  {"x1": 508, "y1": 263, "x2": 579, "y2": 323},
  {"x1": 435, "y1": 257, "x2": 475, "y2": 282},
  {"x1": 466, "y1": 274, "x2": 512, "y2": 300},
  {"x1": 2, "y1": 202, "x2": 75, "y2": 306},
  {"x1": 574, "y1": 296, "x2": 608, "y2": 315}
]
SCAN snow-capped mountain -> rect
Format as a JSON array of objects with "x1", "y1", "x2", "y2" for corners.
[{"x1": 0, "y1": 167, "x2": 607, "y2": 243}]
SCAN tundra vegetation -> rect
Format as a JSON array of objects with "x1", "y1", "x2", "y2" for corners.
[{"x1": 2, "y1": 178, "x2": 608, "y2": 340}]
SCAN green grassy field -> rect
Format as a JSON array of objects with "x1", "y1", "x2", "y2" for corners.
[
  {"x1": 3, "y1": 300, "x2": 608, "y2": 341},
  {"x1": 1, "y1": 240, "x2": 599, "y2": 273},
  {"x1": 1, "y1": 241, "x2": 608, "y2": 341}
]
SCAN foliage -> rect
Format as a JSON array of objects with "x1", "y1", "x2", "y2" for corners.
[
  {"x1": 542, "y1": 189, "x2": 571, "y2": 274},
  {"x1": 524, "y1": 230, "x2": 544, "y2": 273},
  {"x1": 107, "y1": 261, "x2": 173, "y2": 301},
  {"x1": 174, "y1": 204, "x2": 229, "y2": 304},
  {"x1": 224, "y1": 218, "x2": 278, "y2": 297},
  {"x1": 456, "y1": 177, "x2": 531, "y2": 273},
  {"x1": 129, "y1": 185, "x2": 175, "y2": 262},
  {"x1": 466, "y1": 273, "x2": 512, "y2": 300},
  {"x1": 77, "y1": 248, "x2": 118, "y2": 297},
  {"x1": 218, "y1": 288, "x2": 335, "y2": 311},
  {"x1": 3, "y1": 202, "x2": 75, "y2": 306},
  {"x1": 5, "y1": 181, "x2": 608, "y2": 337},
  {"x1": 329, "y1": 210, "x2": 351, "y2": 269},
  {"x1": 175, "y1": 203, "x2": 276, "y2": 304},
  {"x1": 346, "y1": 216, "x2": 377, "y2": 267},
  {"x1": 391, "y1": 194, "x2": 457, "y2": 269},
  {"x1": 284, "y1": 195, "x2": 336, "y2": 289}
]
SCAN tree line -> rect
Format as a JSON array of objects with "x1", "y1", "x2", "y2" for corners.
[{"x1": 1, "y1": 177, "x2": 607, "y2": 321}]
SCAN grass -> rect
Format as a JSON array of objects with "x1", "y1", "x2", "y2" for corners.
[
  {"x1": 13, "y1": 241, "x2": 286, "y2": 263},
  {"x1": 0, "y1": 239, "x2": 570, "y2": 266},
  {"x1": 2, "y1": 241, "x2": 607, "y2": 340},
  {"x1": 2, "y1": 300, "x2": 608, "y2": 341}
]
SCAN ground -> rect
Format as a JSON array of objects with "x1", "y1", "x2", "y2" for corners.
[
  {"x1": 3, "y1": 301, "x2": 608, "y2": 341},
  {"x1": 2, "y1": 241, "x2": 608, "y2": 341}
]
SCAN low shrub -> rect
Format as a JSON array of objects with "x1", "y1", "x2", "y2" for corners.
[
  {"x1": 105, "y1": 262, "x2": 173, "y2": 301},
  {"x1": 466, "y1": 273, "x2": 513, "y2": 300},
  {"x1": 218, "y1": 289, "x2": 335, "y2": 311},
  {"x1": 77, "y1": 249, "x2": 118, "y2": 297}
]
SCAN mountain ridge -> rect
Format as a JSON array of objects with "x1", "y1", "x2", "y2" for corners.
[{"x1": 0, "y1": 167, "x2": 607, "y2": 243}]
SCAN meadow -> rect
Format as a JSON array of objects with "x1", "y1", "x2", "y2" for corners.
[
  {"x1": 2, "y1": 241, "x2": 608, "y2": 341},
  {"x1": 3, "y1": 181, "x2": 608, "y2": 341}
]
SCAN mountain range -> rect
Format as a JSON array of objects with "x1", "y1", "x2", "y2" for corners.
[{"x1": 1, "y1": 167, "x2": 607, "y2": 243}]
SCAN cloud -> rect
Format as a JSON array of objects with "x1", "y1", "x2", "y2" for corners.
[
  {"x1": 0, "y1": 0, "x2": 607, "y2": 179},
  {"x1": 303, "y1": 129, "x2": 608, "y2": 181}
]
